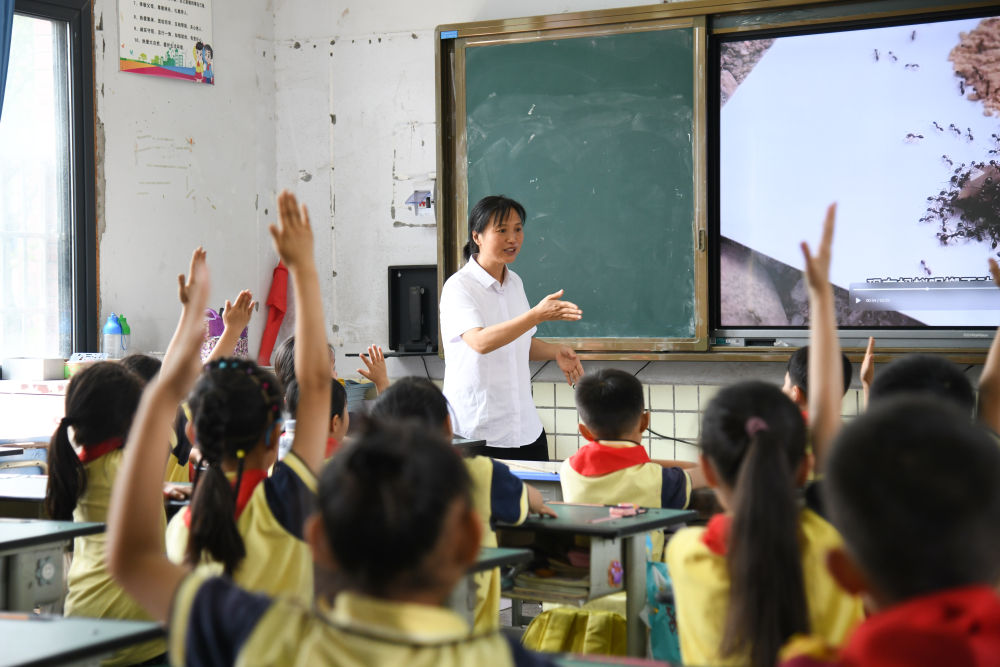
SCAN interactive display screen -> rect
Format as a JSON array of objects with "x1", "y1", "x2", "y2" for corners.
[{"x1": 717, "y1": 15, "x2": 1000, "y2": 329}]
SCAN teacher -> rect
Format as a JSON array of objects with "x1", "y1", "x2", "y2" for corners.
[{"x1": 440, "y1": 195, "x2": 584, "y2": 461}]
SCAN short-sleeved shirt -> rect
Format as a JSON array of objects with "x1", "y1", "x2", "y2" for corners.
[
  {"x1": 165, "y1": 451, "x2": 316, "y2": 603},
  {"x1": 465, "y1": 455, "x2": 529, "y2": 630},
  {"x1": 168, "y1": 573, "x2": 556, "y2": 667},
  {"x1": 66, "y1": 449, "x2": 166, "y2": 665},
  {"x1": 666, "y1": 508, "x2": 864, "y2": 666},
  {"x1": 440, "y1": 256, "x2": 543, "y2": 448},
  {"x1": 560, "y1": 440, "x2": 691, "y2": 560}
]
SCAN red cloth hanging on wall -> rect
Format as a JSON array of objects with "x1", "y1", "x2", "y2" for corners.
[{"x1": 257, "y1": 261, "x2": 288, "y2": 365}]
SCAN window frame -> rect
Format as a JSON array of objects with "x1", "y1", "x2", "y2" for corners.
[{"x1": 11, "y1": 0, "x2": 97, "y2": 352}]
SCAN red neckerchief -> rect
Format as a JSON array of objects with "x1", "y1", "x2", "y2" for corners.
[
  {"x1": 839, "y1": 586, "x2": 1000, "y2": 667},
  {"x1": 801, "y1": 408, "x2": 810, "y2": 424},
  {"x1": 567, "y1": 440, "x2": 651, "y2": 477},
  {"x1": 77, "y1": 437, "x2": 123, "y2": 463},
  {"x1": 701, "y1": 513, "x2": 732, "y2": 556},
  {"x1": 325, "y1": 437, "x2": 340, "y2": 459},
  {"x1": 183, "y1": 468, "x2": 268, "y2": 528}
]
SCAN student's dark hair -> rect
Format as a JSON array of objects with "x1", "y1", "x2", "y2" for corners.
[
  {"x1": 318, "y1": 421, "x2": 472, "y2": 596},
  {"x1": 272, "y1": 335, "x2": 334, "y2": 392},
  {"x1": 786, "y1": 346, "x2": 853, "y2": 398},
  {"x1": 574, "y1": 369, "x2": 644, "y2": 440},
  {"x1": 463, "y1": 195, "x2": 526, "y2": 261},
  {"x1": 186, "y1": 358, "x2": 283, "y2": 575},
  {"x1": 824, "y1": 396, "x2": 1000, "y2": 602},
  {"x1": 700, "y1": 381, "x2": 809, "y2": 667},
  {"x1": 45, "y1": 363, "x2": 142, "y2": 520},
  {"x1": 285, "y1": 378, "x2": 347, "y2": 421},
  {"x1": 120, "y1": 354, "x2": 162, "y2": 384},
  {"x1": 369, "y1": 376, "x2": 450, "y2": 431},
  {"x1": 868, "y1": 354, "x2": 975, "y2": 414}
]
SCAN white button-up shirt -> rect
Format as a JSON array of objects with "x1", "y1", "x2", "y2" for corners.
[{"x1": 440, "y1": 257, "x2": 543, "y2": 448}]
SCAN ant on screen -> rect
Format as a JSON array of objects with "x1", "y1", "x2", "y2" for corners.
[
  {"x1": 911, "y1": 30, "x2": 917, "y2": 41},
  {"x1": 905, "y1": 133, "x2": 924, "y2": 142},
  {"x1": 942, "y1": 155, "x2": 953, "y2": 167},
  {"x1": 920, "y1": 260, "x2": 932, "y2": 276},
  {"x1": 949, "y1": 123, "x2": 962, "y2": 136},
  {"x1": 933, "y1": 121, "x2": 944, "y2": 132},
  {"x1": 888, "y1": 50, "x2": 898, "y2": 62},
  {"x1": 873, "y1": 48, "x2": 879, "y2": 62}
]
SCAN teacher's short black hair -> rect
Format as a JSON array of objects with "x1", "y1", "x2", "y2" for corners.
[
  {"x1": 464, "y1": 195, "x2": 526, "y2": 261},
  {"x1": 575, "y1": 368, "x2": 645, "y2": 441}
]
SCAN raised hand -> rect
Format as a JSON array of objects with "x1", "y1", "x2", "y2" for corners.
[
  {"x1": 222, "y1": 289, "x2": 256, "y2": 332},
  {"x1": 357, "y1": 344, "x2": 390, "y2": 393},
  {"x1": 269, "y1": 190, "x2": 315, "y2": 269},
  {"x1": 801, "y1": 203, "x2": 836, "y2": 292},
  {"x1": 177, "y1": 247, "x2": 207, "y2": 306},
  {"x1": 532, "y1": 289, "x2": 583, "y2": 324}
]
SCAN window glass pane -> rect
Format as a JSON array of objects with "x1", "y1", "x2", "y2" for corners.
[{"x1": 0, "y1": 13, "x2": 73, "y2": 359}]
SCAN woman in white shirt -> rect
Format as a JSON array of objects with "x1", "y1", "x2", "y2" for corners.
[{"x1": 439, "y1": 195, "x2": 584, "y2": 461}]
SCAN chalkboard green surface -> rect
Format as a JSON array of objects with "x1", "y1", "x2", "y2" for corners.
[{"x1": 464, "y1": 27, "x2": 697, "y2": 341}]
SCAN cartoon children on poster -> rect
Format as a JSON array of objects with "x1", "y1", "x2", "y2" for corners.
[{"x1": 193, "y1": 41, "x2": 214, "y2": 85}]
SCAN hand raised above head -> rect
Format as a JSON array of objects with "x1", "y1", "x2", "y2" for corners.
[
  {"x1": 177, "y1": 247, "x2": 207, "y2": 306},
  {"x1": 222, "y1": 289, "x2": 256, "y2": 332},
  {"x1": 269, "y1": 190, "x2": 315, "y2": 269},
  {"x1": 801, "y1": 203, "x2": 836, "y2": 292}
]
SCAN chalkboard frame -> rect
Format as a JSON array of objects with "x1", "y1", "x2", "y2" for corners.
[{"x1": 437, "y1": 12, "x2": 710, "y2": 353}]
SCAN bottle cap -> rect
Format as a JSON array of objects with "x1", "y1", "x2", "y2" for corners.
[{"x1": 103, "y1": 313, "x2": 122, "y2": 334}]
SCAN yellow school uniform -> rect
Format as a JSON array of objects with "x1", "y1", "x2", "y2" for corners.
[
  {"x1": 164, "y1": 451, "x2": 316, "y2": 603},
  {"x1": 465, "y1": 455, "x2": 528, "y2": 631},
  {"x1": 168, "y1": 572, "x2": 552, "y2": 667},
  {"x1": 559, "y1": 439, "x2": 691, "y2": 560},
  {"x1": 666, "y1": 508, "x2": 864, "y2": 666},
  {"x1": 65, "y1": 448, "x2": 166, "y2": 665}
]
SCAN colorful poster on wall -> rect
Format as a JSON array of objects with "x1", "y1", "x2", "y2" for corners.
[{"x1": 118, "y1": 0, "x2": 214, "y2": 84}]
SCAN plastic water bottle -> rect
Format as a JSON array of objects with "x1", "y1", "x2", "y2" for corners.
[
  {"x1": 117, "y1": 314, "x2": 131, "y2": 357},
  {"x1": 102, "y1": 314, "x2": 123, "y2": 359}
]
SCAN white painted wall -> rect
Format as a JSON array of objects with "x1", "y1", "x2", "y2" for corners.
[
  {"x1": 92, "y1": 0, "x2": 283, "y2": 357},
  {"x1": 270, "y1": 0, "x2": 651, "y2": 379}
]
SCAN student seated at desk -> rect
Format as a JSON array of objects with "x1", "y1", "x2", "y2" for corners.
[
  {"x1": 278, "y1": 378, "x2": 348, "y2": 461},
  {"x1": 781, "y1": 397, "x2": 1000, "y2": 667},
  {"x1": 369, "y1": 376, "x2": 555, "y2": 632},
  {"x1": 44, "y1": 362, "x2": 166, "y2": 665},
  {"x1": 560, "y1": 368, "x2": 705, "y2": 561}
]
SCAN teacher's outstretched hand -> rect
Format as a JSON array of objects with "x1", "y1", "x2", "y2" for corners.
[{"x1": 532, "y1": 289, "x2": 583, "y2": 323}]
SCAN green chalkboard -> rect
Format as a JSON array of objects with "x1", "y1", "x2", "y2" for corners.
[{"x1": 463, "y1": 26, "x2": 703, "y2": 346}]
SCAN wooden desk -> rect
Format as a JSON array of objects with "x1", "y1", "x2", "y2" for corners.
[
  {"x1": 0, "y1": 519, "x2": 104, "y2": 611},
  {"x1": 448, "y1": 546, "x2": 534, "y2": 625},
  {"x1": 499, "y1": 504, "x2": 695, "y2": 657},
  {"x1": 0, "y1": 613, "x2": 163, "y2": 666},
  {"x1": 0, "y1": 447, "x2": 24, "y2": 458}
]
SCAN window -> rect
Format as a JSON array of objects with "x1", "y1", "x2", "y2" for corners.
[{"x1": 0, "y1": 0, "x2": 95, "y2": 359}]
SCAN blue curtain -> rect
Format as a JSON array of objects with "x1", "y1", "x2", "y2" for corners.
[{"x1": 0, "y1": 0, "x2": 13, "y2": 123}]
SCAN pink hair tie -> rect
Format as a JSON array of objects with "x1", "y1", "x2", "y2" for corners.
[{"x1": 745, "y1": 417, "x2": 769, "y2": 437}]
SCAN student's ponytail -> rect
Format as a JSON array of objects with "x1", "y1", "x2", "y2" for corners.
[
  {"x1": 186, "y1": 389, "x2": 246, "y2": 576},
  {"x1": 44, "y1": 362, "x2": 142, "y2": 520},
  {"x1": 700, "y1": 381, "x2": 809, "y2": 667},
  {"x1": 721, "y1": 421, "x2": 809, "y2": 667},
  {"x1": 185, "y1": 358, "x2": 283, "y2": 576},
  {"x1": 45, "y1": 417, "x2": 86, "y2": 520}
]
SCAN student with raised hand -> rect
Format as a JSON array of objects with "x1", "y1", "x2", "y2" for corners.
[
  {"x1": 110, "y1": 191, "x2": 331, "y2": 614},
  {"x1": 206, "y1": 288, "x2": 257, "y2": 362},
  {"x1": 781, "y1": 397, "x2": 1000, "y2": 667},
  {"x1": 369, "y1": 376, "x2": 555, "y2": 631},
  {"x1": 44, "y1": 361, "x2": 166, "y2": 665},
  {"x1": 108, "y1": 314, "x2": 554, "y2": 664}
]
